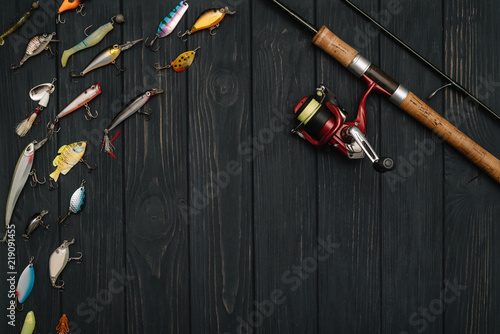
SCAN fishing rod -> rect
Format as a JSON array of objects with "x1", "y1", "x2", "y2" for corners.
[
  {"x1": 267, "y1": 0, "x2": 500, "y2": 184},
  {"x1": 342, "y1": 0, "x2": 500, "y2": 121}
]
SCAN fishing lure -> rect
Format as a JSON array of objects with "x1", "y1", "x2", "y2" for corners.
[
  {"x1": 16, "y1": 257, "x2": 35, "y2": 311},
  {"x1": 16, "y1": 78, "x2": 57, "y2": 137},
  {"x1": 61, "y1": 14, "x2": 125, "y2": 67},
  {"x1": 154, "y1": 47, "x2": 201, "y2": 74},
  {"x1": 22, "y1": 210, "x2": 49, "y2": 239},
  {"x1": 145, "y1": 0, "x2": 189, "y2": 51},
  {"x1": 70, "y1": 39, "x2": 143, "y2": 79},
  {"x1": 11, "y1": 32, "x2": 59, "y2": 71},
  {"x1": 178, "y1": 7, "x2": 235, "y2": 42},
  {"x1": 1, "y1": 140, "x2": 46, "y2": 243},
  {"x1": 0, "y1": 2, "x2": 39, "y2": 46},
  {"x1": 102, "y1": 89, "x2": 164, "y2": 159},
  {"x1": 21, "y1": 311, "x2": 36, "y2": 334},
  {"x1": 49, "y1": 238, "x2": 83, "y2": 289},
  {"x1": 56, "y1": 314, "x2": 70, "y2": 334},
  {"x1": 58, "y1": 180, "x2": 86, "y2": 226},
  {"x1": 49, "y1": 141, "x2": 96, "y2": 190},
  {"x1": 56, "y1": 0, "x2": 86, "y2": 24},
  {"x1": 47, "y1": 83, "x2": 101, "y2": 139}
]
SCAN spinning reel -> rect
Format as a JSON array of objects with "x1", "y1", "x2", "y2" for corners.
[{"x1": 292, "y1": 81, "x2": 396, "y2": 173}]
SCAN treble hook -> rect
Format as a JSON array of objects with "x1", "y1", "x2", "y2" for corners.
[
  {"x1": 84, "y1": 104, "x2": 98, "y2": 120},
  {"x1": 428, "y1": 83, "x2": 453, "y2": 99},
  {"x1": 76, "y1": 4, "x2": 86, "y2": 16},
  {"x1": 48, "y1": 178, "x2": 58, "y2": 191},
  {"x1": 46, "y1": 45, "x2": 57, "y2": 59},
  {"x1": 177, "y1": 30, "x2": 190, "y2": 42},
  {"x1": 209, "y1": 24, "x2": 220, "y2": 36},
  {"x1": 138, "y1": 108, "x2": 152, "y2": 121},
  {"x1": 29, "y1": 169, "x2": 46, "y2": 188},
  {"x1": 112, "y1": 61, "x2": 126, "y2": 76},
  {"x1": 58, "y1": 211, "x2": 71, "y2": 227},
  {"x1": 10, "y1": 63, "x2": 21, "y2": 73},
  {"x1": 153, "y1": 62, "x2": 171, "y2": 75},
  {"x1": 69, "y1": 251, "x2": 83, "y2": 262},
  {"x1": 69, "y1": 71, "x2": 84, "y2": 81},
  {"x1": 144, "y1": 35, "x2": 160, "y2": 52},
  {"x1": 84, "y1": 25, "x2": 93, "y2": 37},
  {"x1": 80, "y1": 159, "x2": 97, "y2": 173},
  {"x1": 56, "y1": 12, "x2": 65, "y2": 24}
]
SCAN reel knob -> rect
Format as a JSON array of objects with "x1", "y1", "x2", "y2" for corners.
[{"x1": 373, "y1": 157, "x2": 396, "y2": 173}]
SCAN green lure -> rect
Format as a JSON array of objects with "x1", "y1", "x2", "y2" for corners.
[
  {"x1": 61, "y1": 14, "x2": 125, "y2": 67},
  {"x1": 0, "y1": 2, "x2": 39, "y2": 46},
  {"x1": 20, "y1": 311, "x2": 36, "y2": 334}
]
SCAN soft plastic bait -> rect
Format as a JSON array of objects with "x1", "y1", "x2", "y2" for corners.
[{"x1": 0, "y1": 2, "x2": 39, "y2": 46}]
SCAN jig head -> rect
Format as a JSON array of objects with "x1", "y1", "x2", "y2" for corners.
[
  {"x1": 49, "y1": 239, "x2": 83, "y2": 290},
  {"x1": 16, "y1": 78, "x2": 57, "y2": 137},
  {"x1": 292, "y1": 83, "x2": 395, "y2": 173},
  {"x1": 102, "y1": 88, "x2": 164, "y2": 159},
  {"x1": 145, "y1": 0, "x2": 189, "y2": 52},
  {"x1": 56, "y1": 0, "x2": 86, "y2": 24},
  {"x1": 178, "y1": 7, "x2": 235, "y2": 42},
  {"x1": 11, "y1": 32, "x2": 59, "y2": 72},
  {"x1": 154, "y1": 47, "x2": 201, "y2": 75},
  {"x1": 70, "y1": 39, "x2": 142, "y2": 79},
  {"x1": 0, "y1": 2, "x2": 39, "y2": 46},
  {"x1": 22, "y1": 210, "x2": 49, "y2": 239},
  {"x1": 58, "y1": 180, "x2": 86, "y2": 226},
  {"x1": 61, "y1": 14, "x2": 125, "y2": 67},
  {"x1": 15, "y1": 257, "x2": 35, "y2": 311}
]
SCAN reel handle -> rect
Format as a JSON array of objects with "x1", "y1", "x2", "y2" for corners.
[{"x1": 348, "y1": 127, "x2": 395, "y2": 173}]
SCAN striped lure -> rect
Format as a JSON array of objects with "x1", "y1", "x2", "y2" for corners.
[{"x1": 146, "y1": 1, "x2": 189, "y2": 51}]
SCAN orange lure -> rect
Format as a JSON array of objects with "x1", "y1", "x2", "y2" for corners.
[
  {"x1": 178, "y1": 7, "x2": 235, "y2": 41},
  {"x1": 56, "y1": 314, "x2": 69, "y2": 334},
  {"x1": 57, "y1": 0, "x2": 86, "y2": 24}
]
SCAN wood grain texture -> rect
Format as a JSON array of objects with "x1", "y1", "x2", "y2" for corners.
[{"x1": 0, "y1": 0, "x2": 497, "y2": 333}]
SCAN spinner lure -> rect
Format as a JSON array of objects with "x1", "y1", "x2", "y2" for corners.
[
  {"x1": 154, "y1": 47, "x2": 201, "y2": 74},
  {"x1": 16, "y1": 257, "x2": 35, "y2": 311},
  {"x1": 58, "y1": 180, "x2": 86, "y2": 226}
]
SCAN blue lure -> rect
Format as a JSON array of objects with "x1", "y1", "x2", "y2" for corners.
[
  {"x1": 145, "y1": 1, "x2": 189, "y2": 51},
  {"x1": 16, "y1": 257, "x2": 35, "y2": 311},
  {"x1": 58, "y1": 180, "x2": 86, "y2": 226}
]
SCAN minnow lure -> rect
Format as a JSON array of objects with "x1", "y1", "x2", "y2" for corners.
[
  {"x1": 0, "y1": 2, "x2": 39, "y2": 46},
  {"x1": 21, "y1": 311, "x2": 36, "y2": 334},
  {"x1": 58, "y1": 180, "x2": 86, "y2": 226},
  {"x1": 70, "y1": 39, "x2": 142, "y2": 79},
  {"x1": 11, "y1": 32, "x2": 59, "y2": 71},
  {"x1": 145, "y1": 1, "x2": 189, "y2": 51},
  {"x1": 47, "y1": 83, "x2": 101, "y2": 139},
  {"x1": 1, "y1": 140, "x2": 46, "y2": 243},
  {"x1": 49, "y1": 238, "x2": 83, "y2": 289},
  {"x1": 56, "y1": 0, "x2": 86, "y2": 24},
  {"x1": 16, "y1": 78, "x2": 57, "y2": 137},
  {"x1": 49, "y1": 141, "x2": 96, "y2": 189},
  {"x1": 154, "y1": 47, "x2": 201, "y2": 74},
  {"x1": 102, "y1": 89, "x2": 164, "y2": 159},
  {"x1": 56, "y1": 314, "x2": 70, "y2": 334},
  {"x1": 61, "y1": 14, "x2": 125, "y2": 67},
  {"x1": 16, "y1": 257, "x2": 35, "y2": 311},
  {"x1": 178, "y1": 7, "x2": 235, "y2": 41},
  {"x1": 22, "y1": 210, "x2": 49, "y2": 239}
]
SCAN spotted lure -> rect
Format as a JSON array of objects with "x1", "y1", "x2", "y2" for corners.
[
  {"x1": 178, "y1": 7, "x2": 235, "y2": 41},
  {"x1": 0, "y1": 2, "x2": 39, "y2": 46},
  {"x1": 146, "y1": 1, "x2": 189, "y2": 51},
  {"x1": 58, "y1": 180, "x2": 86, "y2": 226},
  {"x1": 61, "y1": 14, "x2": 125, "y2": 67},
  {"x1": 154, "y1": 47, "x2": 200, "y2": 74}
]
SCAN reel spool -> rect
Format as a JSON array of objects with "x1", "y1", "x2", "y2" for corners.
[{"x1": 292, "y1": 83, "x2": 395, "y2": 173}]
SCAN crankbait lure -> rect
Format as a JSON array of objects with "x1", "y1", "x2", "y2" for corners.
[
  {"x1": 47, "y1": 83, "x2": 101, "y2": 139},
  {"x1": 1, "y1": 140, "x2": 46, "y2": 243},
  {"x1": 11, "y1": 32, "x2": 59, "y2": 71},
  {"x1": 70, "y1": 39, "x2": 143, "y2": 79},
  {"x1": 0, "y1": 2, "x2": 39, "y2": 46},
  {"x1": 16, "y1": 78, "x2": 57, "y2": 137},
  {"x1": 49, "y1": 238, "x2": 83, "y2": 289},
  {"x1": 56, "y1": 0, "x2": 86, "y2": 24},
  {"x1": 22, "y1": 210, "x2": 49, "y2": 239},
  {"x1": 49, "y1": 141, "x2": 96, "y2": 189},
  {"x1": 58, "y1": 180, "x2": 86, "y2": 226},
  {"x1": 102, "y1": 89, "x2": 164, "y2": 159},
  {"x1": 145, "y1": 0, "x2": 189, "y2": 51},
  {"x1": 16, "y1": 257, "x2": 35, "y2": 311},
  {"x1": 21, "y1": 311, "x2": 36, "y2": 334},
  {"x1": 154, "y1": 47, "x2": 201, "y2": 74},
  {"x1": 56, "y1": 314, "x2": 70, "y2": 334},
  {"x1": 61, "y1": 14, "x2": 125, "y2": 67},
  {"x1": 178, "y1": 7, "x2": 235, "y2": 42}
]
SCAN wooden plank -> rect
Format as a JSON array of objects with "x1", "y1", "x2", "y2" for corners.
[
  {"x1": 185, "y1": 1, "x2": 254, "y2": 333},
  {"x1": 378, "y1": 0, "x2": 444, "y2": 333},
  {"x1": 315, "y1": 0, "x2": 381, "y2": 332},
  {"x1": 251, "y1": 0, "x2": 318, "y2": 332},
  {"x1": 121, "y1": 0, "x2": 190, "y2": 333},
  {"x1": 443, "y1": 0, "x2": 500, "y2": 332}
]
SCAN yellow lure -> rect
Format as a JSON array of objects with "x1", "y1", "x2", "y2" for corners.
[
  {"x1": 154, "y1": 47, "x2": 201, "y2": 74},
  {"x1": 178, "y1": 7, "x2": 235, "y2": 41},
  {"x1": 20, "y1": 311, "x2": 36, "y2": 334},
  {"x1": 50, "y1": 141, "x2": 87, "y2": 182}
]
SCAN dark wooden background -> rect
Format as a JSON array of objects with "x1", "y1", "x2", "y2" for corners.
[{"x1": 0, "y1": 0, "x2": 498, "y2": 333}]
